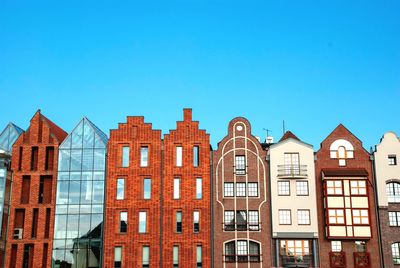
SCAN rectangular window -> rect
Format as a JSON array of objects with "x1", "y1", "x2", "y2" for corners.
[
  {"x1": 248, "y1": 182, "x2": 258, "y2": 197},
  {"x1": 389, "y1": 155, "x2": 397, "y2": 166},
  {"x1": 224, "y1": 183, "x2": 234, "y2": 197},
  {"x1": 193, "y1": 211, "x2": 200, "y2": 233},
  {"x1": 235, "y1": 155, "x2": 246, "y2": 175},
  {"x1": 296, "y1": 181, "x2": 309, "y2": 196},
  {"x1": 114, "y1": 246, "x2": 122, "y2": 268},
  {"x1": 331, "y1": 241, "x2": 342, "y2": 252},
  {"x1": 352, "y1": 209, "x2": 369, "y2": 225},
  {"x1": 224, "y1": 211, "x2": 235, "y2": 231},
  {"x1": 278, "y1": 181, "x2": 290, "y2": 196},
  {"x1": 279, "y1": 210, "x2": 291, "y2": 225},
  {"x1": 174, "y1": 178, "x2": 180, "y2": 199},
  {"x1": 42, "y1": 243, "x2": 48, "y2": 267},
  {"x1": 140, "y1": 146, "x2": 149, "y2": 167},
  {"x1": 21, "y1": 176, "x2": 31, "y2": 204},
  {"x1": 31, "y1": 146, "x2": 38, "y2": 170},
  {"x1": 18, "y1": 147, "x2": 23, "y2": 170},
  {"x1": 39, "y1": 175, "x2": 52, "y2": 204},
  {"x1": 350, "y1": 180, "x2": 367, "y2": 195},
  {"x1": 173, "y1": 246, "x2": 179, "y2": 267},
  {"x1": 326, "y1": 180, "x2": 343, "y2": 195},
  {"x1": 144, "y1": 178, "x2": 151, "y2": 199},
  {"x1": 176, "y1": 146, "x2": 183, "y2": 167},
  {"x1": 193, "y1": 146, "x2": 199, "y2": 167},
  {"x1": 22, "y1": 244, "x2": 34, "y2": 268},
  {"x1": 284, "y1": 153, "x2": 300, "y2": 175},
  {"x1": 236, "y1": 183, "x2": 246, "y2": 197},
  {"x1": 248, "y1": 211, "x2": 259, "y2": 231},
  {"x1": 120, "y1": 212, "x2": 127, "y2": 233},
  {"x1": 176, "y1": 211, "x2": 182, "y2": 233},
  {"x1": 196, "y1": 178, "x2": 202, "y2": 199},
  {"x1": 117, "y1": 178, "x2": 125, "y2": 200},
  {"x1": 122, "y1": 146, "x2": 129, "y2": 167},
  {"x1": 31, "y1": 208, "x2": 38, "y2": 238},
  {"x1": 44, "y1": 208, "x2": 50, "y2": 238},
  {"x1": 236, "y1": 211, "x2": 247, "y2": 231},
  {"x1": 139, "y1": 212, "x2": 147, "y2": 233},
  {"x1": 355, "y1": 241, "x2": 367, "y2": 252},
  {"x1": 45, "y1": 146, "x2": 54, "y2": 170},
  {"x1": 142, "y1": 246, "x2": 150, "y2": 268},
  {"x1": 389, "y1": 211, "x2": 400, "y2": 226},
  {"x1": 328, "y1": 209, "x2": 345, "y2": 224},
  {"x1": 237, "y1": 241, "x2": 248, "y2": 256},
  {"x1": 297, "y1": 210, "x2": 310, "y2": 225},
  {"x1": 196, "y1": 245, "x2": 202, "y2": 268}
]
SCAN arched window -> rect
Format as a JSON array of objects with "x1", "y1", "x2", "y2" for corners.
[
  {"x1": 225, "y1": 242, "x2": 235, "y2": 262},
  {"x1": 249, "y1": 241, "x2": 261, "y2": 262},
  {"x1": 387, "y1": 182, "x2": 400, "y2": 203},
  {"x1": 392, "y1": 243, "x2": 400, "y2": 264},
  {"x1": 337, "y1": 146, "x2": 347, "y2": 159}
]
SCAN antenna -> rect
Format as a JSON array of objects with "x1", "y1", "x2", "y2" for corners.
[
  {"x1": 263, "y1": 128, "x2": 271, "y2": 137},
  {"x1": 283, "y1": 120, "x2": 286, "y2": 135}
]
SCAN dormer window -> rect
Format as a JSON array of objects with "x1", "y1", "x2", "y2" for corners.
[{"x1": 330, "y1": 139, "x2": 354, "y2": 166}]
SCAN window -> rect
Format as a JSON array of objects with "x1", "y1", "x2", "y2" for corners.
[
  {"x1": 280, "y1": 240, "x2": 309, "y2": 258},
  {"x1": 225, "y1": 241, "x2": 236, "y2": 262},
  {"x1": 284, "y1": 153, "x2": 300, "y2": 175},
  {"x1": 279, "y1": 210, "x2": 291, "y2": 225},
  {"x1": 31, "y1": 146, "x2": 38, "y2": 170},
  {"x1": 392, "y1": 243, "x2": 400, "y2": 264},
  {"x1": 196, "y1": 245, "x2": 202, "y2": 268},
  {"x1": 140, "y1": 146, "x2": 148, "y2": 167},
  {"x1": 122, "y1": 146, "x2": 129, "y2": 167},
  {"x1": 31, "y1": 209, "x2": 38, "y2": 238},
  {"x1": 176, "y1": 146, "x2": 182, "y2": 167},
  {"x1": 194, "y1": 211, "x2": 200, "y2": 233},
  {"x1": 176, "y1": 211, "x2": 182, "y2": 233},
  {"x1": 116, "y1": 178, "x2": 125, "y2": 200},
  {"x1": 142, "y1": 246, "x2": 150, "y2": 268},
  {"x1": 174, "y1": 178, "x2": 180, "y2": 199},
  {"x1": 389, "y1": 212, "x2": 400, "y2": 226},
  {"x1": 297, "y1": 210, "x2": 310, "y2": 225},
  {"x1": 236, "y1": 183, "x2": 246, "y2": 197},
  {"x1": 237, "y1": 241, "x2": 248, "y2": 261},
  {"x1": 114, "y1": 247, "x2": 122, "y2": 268},
  {"x1": 248, "y1": 183, "x2": 258, "y2": 197},
  {"x1": 193, "y1": 146, "x2": 199, "y2": 167},
  {"x1": 249, "y1": 241, "x2": 261, "y2": 262},
  {"x1": 235, "y1": 155, "x2": 246, "y2": 175},
  {"x1": 296, "y1": 181, "x2": 308, "y2": 196},
  {"x1": 196, "y1": 178, "x2": 202, "y2": 199},
  {"x1": 144, "y1": 178, "x2": 151, "y2": 199},
  {"x1": 39, "y1": 175, "x2": 52, "y2": 204},
  {"x1": 327, "y1": 180, "x2": 343, "y2": 195},
  {"x1": 21, "y1": 176, "x2": 30, "y2": 204},
  {"x1": 387, "y1": 182, "x2": 400, "y2": 203},
  {"x1": 224, "y1": 211, "x2": 235, "y2": 231},
  {"x1": 278, "y1": 181, "x2": 290, "y2": 196},
  {"x1": 350, "y1": 180, "x2": 367, "y2": 195},
  {"x1": 352, "y1": 209, "x2": 369, "y2": 225},
  {"x1": 120, "y1": 212, "x2": 127, "y2": 233},
  {"x1": 328, "y1": 209, "x2": 345, "y2": 224},
  {"x1": 331, "y1": 241, "x2": 342, "y2": 252},
  {"x1": 173, "y1": 246, "x2": 179, "y2": 267},
  {"x1": 45, "y1": 146, "x2": 54, "y2": 170},
  {"x1": 139, "y1": 212, "x2": 147, "y2": 233},
  {"x1": 236, "y1": 211, "x2": 247, "y2": 231},
  {"x1": 355, "y1": 241, "x2": 366, "y2": 252},
  {"x1": 248, "y1": 211, "x2": 259, "y2": 231},
  {"x1": 224, "y1": 183, "x2": 234, "y2": 197},
  {"x1": 389, "y1": 155, "x2": 397, "y2": 166}
]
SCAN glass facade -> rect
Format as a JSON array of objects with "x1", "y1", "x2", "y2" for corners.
[{"x1": 52, "y1": 118, "x2": 107, "y2": 268}]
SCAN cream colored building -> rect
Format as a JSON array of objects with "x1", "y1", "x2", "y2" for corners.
[{"x1": 269, "y1": 131, "x2": 319, "y2": 267}]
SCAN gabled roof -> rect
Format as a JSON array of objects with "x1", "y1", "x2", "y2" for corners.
[
  {"x1": 0, "y1": 123, "x2": 24, "y2": 153},
  {"x1": 279, "y1": 131, "x2": 300, "y2": 142},
  {"x1": 40, "y1": 112, "x2": 68, "y2": 142}
]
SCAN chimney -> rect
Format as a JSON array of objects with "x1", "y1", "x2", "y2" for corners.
[
  {"x1": 265, "y1": 136, "x2": 274, "y2": 144},
  {"x1": 183, "y1": 108, "x2": 192, "y2": 122}
]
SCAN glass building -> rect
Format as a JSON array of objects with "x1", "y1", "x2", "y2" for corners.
[{"x1": 52, "y1": 118, "x2": 107, "y2": 268}]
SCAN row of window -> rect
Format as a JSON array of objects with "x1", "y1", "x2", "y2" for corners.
[
  {"x1": 17, "y1": 146, "x2": 55, "y2": 171},
  {"x1": 224, "y1": 211, "x2": 259, "y2": 231},
  {"x1": 116, "y1": 177, "x2": 203, "y2": 200},
  {"x1": 277, "y1": 180, "x2": 309, "y2": 196},
  {"x1": 327, "y1": 209, "x2": 369, "y2": 225},
  {"x1": 278, "y1": 209, "x2": 311, "y2": 225},
  {"x1": 114, "y1": 245, "x2": 203, "y2": 268},
  {"x1": 330, "y1": 241, "x2": 367, "y2": 253},
  {"x1": 224, "y1": 182, "x2": 258, "y2": 197},
  {"x1": 118, "y1": 210, "x2": 201, "y2": 234},
  {"x1": 326, "y1": 180, "x2": 367, "y2": 196},
  {"x1": 121, "y1": 145, "x2": 201, "y2": 168},
  {"x1": 224, "y1": 240, "x2": 260, "y2": 262}
]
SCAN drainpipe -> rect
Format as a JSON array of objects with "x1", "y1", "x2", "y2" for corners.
[
  {"x1": 160, "y1": 141, "x2": 164, "y2": 268},
  {"x1": 210, "y1": 146, "x2": 214, "y2": 268}
]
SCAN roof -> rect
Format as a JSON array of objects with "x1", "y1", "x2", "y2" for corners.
[
  {"x1": 0, "y1": 123, "x2": 24, "y2": 153},
  {"x1": 322, "y1": 168, "x2": 369, "y2": 177},
  {"x1": 40, "y1": 113, "x2": 68, "y2": 142},
  {"x1": 279, "y1": 131, "x2": 300, "y2": 142}
]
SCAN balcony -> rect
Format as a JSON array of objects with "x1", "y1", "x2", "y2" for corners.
[
  {"x1": 277, "y1": 165, "x2": 308, "y2": 179},
  {"x1": 223, "y1": 222, "x2": 260, "y2": 231},
  {"x1": 281, "y1": 255, "x2": 312, "y2": 268},
  {"x1": 224, "y1": 254, "x2": 261, "y2": 263},
  {"x1": 354, "y1": 252, "x2": 370, "y2": 268},
  {"x1": 329, "y1": 251, "x2": 346, "y2": 268}
]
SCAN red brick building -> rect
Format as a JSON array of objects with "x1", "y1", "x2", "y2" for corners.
[
  {"x1": 212, "y1": 117, "x2": 271, "y2": 267},
  {"x1": 315, "y1": 124, "x2": 380, "y2": 268},
  {"x1": 103, "y1": 116, "x2": 162, "y2": 267},
  {"x1": 162, "y1": 109, "x2": 211, "y2": 268},
  {"x1": 6, "y1": 110, "x2": 67, "y2": 268}
]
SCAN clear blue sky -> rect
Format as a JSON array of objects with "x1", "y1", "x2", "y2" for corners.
[{"x1": 0, "y1": 0, "x2": 399, "y2": 149}]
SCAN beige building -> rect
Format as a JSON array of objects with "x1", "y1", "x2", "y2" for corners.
[{"x1": 269, "y1": 131, "x2": 319, "y2": 267}]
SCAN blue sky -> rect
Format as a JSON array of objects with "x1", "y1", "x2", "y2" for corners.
[{"x1": 0, "y1": 0, "x2": 399, "y2": 149}]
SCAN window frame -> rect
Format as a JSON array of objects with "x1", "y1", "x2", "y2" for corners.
[
  {"x1": 278, "y1": 181, "x2": 290, "y2": 196},
  {"x1": 235, "y1": 155, "x2": 246, "y2": 175},
  {"x1": 296, "y1": 181, "x2": 309, "y2": 196},
  {"x1": 140, "y1": 146, "x2": 149, "y2": 167},
  {"x1": 278, "y1": 209, "x2": 292, "y2": 225}
]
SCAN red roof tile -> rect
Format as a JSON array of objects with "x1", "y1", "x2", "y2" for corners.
[{"x1": 279, "y1": 131, "x2": 300, "y2": 142}]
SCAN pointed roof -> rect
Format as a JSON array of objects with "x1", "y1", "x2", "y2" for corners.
[
  {"x1": 0, "y1": 123, "x2": 24, "y2": 153},
  {"x1": 279, "y1": 131, "x2": 300, "y2": 142},
  {"x1": 39, "y1": 112, "x2": 68, "y2": 142}
]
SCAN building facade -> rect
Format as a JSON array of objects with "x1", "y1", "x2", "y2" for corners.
[
  {"x1": 213, "y1": 117, "x2": 271, "y2": 267},
  {"x1": 269, "y1": 131, "x2": 319, "y2": 267},
  {"x1": 103, "y1": 115, "x2": 162, "y2": 268},
  {"x1": 6, "y1": 110, "x2": 67, "y2": 268},
  {"x1": 52, "y1": 118, "x2": 108, "y2": 267},
  {"x1": 315, "y1": 124, "x2": 380, "y2": 268},
  {"x1": 0, "y1": 123, "x2": 23, "y2": 267},
  {"x1": 374, "y1": 131, "x2": 400, "y2": 268},
  {"x1": 162, "y1": 109, "x2": 211, "y2": 268}
]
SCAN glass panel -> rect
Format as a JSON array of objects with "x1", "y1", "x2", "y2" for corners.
[
  {"x1": 90, "y1": 214, "x2": 103, "y2": 238},
  {"x1": 141, "y1": 147, "x2": 149, "y2": 167},
  {"x1": 174, "y1": 178, "x2": 180, "y2": 199},
  {"x1": 196, "y1": 178, "x2": 202, "y2": 199},
  {"x1": 142, "y1": 246, "x2": 150, "y2": 265},
  {"x1": 144, "y1": 178, "x2": 151, "y2": 199},
  {"x1": 92, "y1": 180, "x2": 104, "y2": 204},
  {"x1": 93, "y1": 171, "x2": 104, "y2": 181},
  {"x1": 79, "y1": 214, "x2": 91, "y2": 237},
  {"x1": 72, "y1": 122, "x2": 83, "y2": 147},
  {"x1": 83, "y1": 120, "x2": 95, "y2": 148},
  {"x1": 56, "y1": 181, "x2": 69, "y2": 204},
  {"x1": 93, "y1": 149, "x2": 106, "y2": 170},
  {"x1": 58, "y1": 150, "x2": 71, "y2": 171},
  {"x1": 122, "y1": 146, "x2": 130, "y2": 167},
  {"x1": 81, "y1": 171, "x2": 92, "y2": 181},
  {"x1": 69, "y1": 181, "x2": 81, "y2": 204},
  {"x1": 80, "y1": 180, "x2": 92, "y2": 204},
  {"x1": 117, "y1": 178, "x2": 125, "y2": 200},
  {"x1": 70, "y1": 150, "x2": 82, "y2": 171},
  {"x1": 92, "y1": 205, "x2": 103, "y2": 214},
  {"x1": 94, "y1": 134, "x2": 106, "y2": 149},
  {"x1": 193, "y1": 146, "x2": 199, "y2": 167},
  {"x1": 139, "y1": 212, "x2": 147, "y2": 233},
  {"x1": 66, "y1": 215, "x2": 79, "y2": 238},
  {"x1": 54, "y1": 215, "x2": 67, "y2": 239},
  {"x1": 82, "y1": 149, "x2": 94, "y2": 171},
  {"x1": 176, "y1": 146, "x2": 182, "y2": 167}
]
